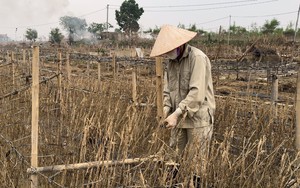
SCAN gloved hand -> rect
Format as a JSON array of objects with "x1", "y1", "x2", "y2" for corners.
[{"x1": 164, "y1": 108, "x2": 182, "y2": 129}]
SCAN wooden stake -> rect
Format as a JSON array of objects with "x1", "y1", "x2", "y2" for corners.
[
  {"x1": 58, "y1": 53, "x2": 63, "y2": 142},
  {"x1": 98, "y1": 62, "x2": 101, "y2": 88},
  {"x1": 66, "y1": 53, "x2": 71, "y2": 88},
  {"x1": 132, "y1": 69, "x2": 137, "y2": 105},
  {"x1": 271, "y1": 74, "x2": 278, "y2": 117},
  {"x1": 87, "y1": 61, "x2": 90, "y2": 77},
  {"x1": 112, "y1": 54, "x2": 116, "y2": 79},
  {"x1": 27, "y1": 155, "x2": 171, "y2": 173},
  {"x1": 11, "y1": 52, "x2": 15, "y2": 87},
  {"x1": 31, "y1": 46, "x2": 39, "y2": 188},
  {"x1": 155, "y1": 57, "x2": 164, "y2": 121},
  {"x1": 6, "y1": 51, "x2": 9, "y2": 63},
  {"x1": 296, "y1": 67, "x2": 300, "y2": 150},
  {"x1": 58, "y1": 53, "x2": 62, "y2": 103},
  {"x1": 23, "y1": 49, "x2": 26, "y2": 64}
]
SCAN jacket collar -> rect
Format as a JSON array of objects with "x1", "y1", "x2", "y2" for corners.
[
  {"x1": 170, "y1": 44, "x2": 191, "y2": 63},
  {"x1": 179, "y1": 44, "x2": 191, "y2": 60}
]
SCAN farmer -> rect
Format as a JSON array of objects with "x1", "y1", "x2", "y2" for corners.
[{"x1": 150, "y1": 25, "x2": 216, "y2": 168}]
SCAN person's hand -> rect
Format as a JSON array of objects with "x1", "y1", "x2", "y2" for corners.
[
  {"x1": 163, "y1": 108, "x2": 182, "y2": 129},
  {"x1": 164, "y1": 113, "x2": 178, "y2": 129}
]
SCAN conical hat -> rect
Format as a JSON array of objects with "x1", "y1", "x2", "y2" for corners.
[{"x1": 150, "y1": 25, "x2": 197, "y2": 57}]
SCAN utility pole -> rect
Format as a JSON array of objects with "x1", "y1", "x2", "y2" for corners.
[
  {"x1": 294, "y1": 4, "x2": 300, "y2": 43},
  {"x1": 228, "y1": 15, "x2": 231, "y2": 46},
  {"x1": 15, "y1": 28, "x2": 18, "y2": 41},
  {"x1": 106, "y1": 4, "x2": 109, "y2": 32}
]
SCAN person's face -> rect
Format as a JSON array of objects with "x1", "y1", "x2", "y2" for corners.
[{"x1": 164, "y1": 48, "x2": 178, "y2": 60}]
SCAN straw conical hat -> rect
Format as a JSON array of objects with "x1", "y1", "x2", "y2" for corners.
[{"x1": 150, "y1": 25, "x2": 197, "y2": 57}]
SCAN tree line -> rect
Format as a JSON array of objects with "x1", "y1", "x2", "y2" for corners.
[{"x1": 24, "y1": 0, "x2": 298, "y2": 44}]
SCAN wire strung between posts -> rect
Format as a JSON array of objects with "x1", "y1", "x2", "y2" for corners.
[
  {"x1": 0, "y1": 73, "x2": 61, "y2": 100},
  {"x1": 0, "y1": 133, "x2": 65, "y2": 188}
]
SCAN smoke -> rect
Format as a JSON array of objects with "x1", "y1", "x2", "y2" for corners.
[{"x1": 0, "y1": 0, "x2": 69, "y2": 39}]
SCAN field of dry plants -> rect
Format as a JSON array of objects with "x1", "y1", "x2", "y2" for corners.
[{"x1": 0, "y1": 37, "x2": 300, "y2": 187}]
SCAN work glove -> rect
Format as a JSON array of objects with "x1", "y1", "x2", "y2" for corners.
[{"x1": 164, "y1": 108, "x2": 182, "y2": 129}]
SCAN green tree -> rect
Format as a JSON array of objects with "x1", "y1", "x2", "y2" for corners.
[
  {"x1": 115, "y1": 0, "x2": 144, "y2": 35},
  {"x1": 144, "y1": 26, "x2": 160, "y2": 37},
  {"x1": 261, "y1": 18, "x2": 280, "y2": 34},
  {"x1": 177, "y1": 23, "x2": 185, "y2": 29},
  {"x1": 88, "y1": 22, "x2": 112, "y2": 40},
  {"x1": 188, "y1": 24, "x2": 197, "y2": 32},
  {"x1": 230, "y1": 23, "x2": 247, "y2": 34},
  {"x1": 284, "y1": 22, "x2": 295, "y2": 37},
  {"x1": 25, "y1": 28, "x2": 38, "y2": 42},
  {"x1": 49, "y1": 28, "x2": 64, "y2": 45},
  {"x1": 249, "y1": 22, "x2": 259, "y2": 34},
  {"x1": 59, "y1": 16, "x2": 87, "y2": 44},
  {"x1": 188, "y1": 24, "x2": 207, "y2": 35}
]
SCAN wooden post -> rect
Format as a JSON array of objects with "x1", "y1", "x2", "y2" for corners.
[
  {"x1": 58, "y1": 53, "x2": 63, "y2": 143},
  {"x1": 155, "y1": 57, "x2": 164, "y2": 121},
  {"x1": 271, "y1": 74, "x2": 278, "y2": 117},
  {"x1": 58, "y1": 53, "x2": 62, "y2": 103},
  {"x1": 28, "y1": 50, "x2": 31, "y2": 75},
  {"x1": 23, "y1": 49, "x2": 26, "y2": 64},
  {"x1": 66, "y1": 53, "x2": 71, "y2": 88},
  {"x1": 112, "y1": 54, "x2": 116, "y2": 79},
  {"x1": 27, "y1": 155, "x2": 167, "y2": 173},
  {"x1": 11, "y1": 52, "x2": 15, "y2": 87},
  {"x1": 296, "y1": 67, "x2": 300, "y2": 150},
  {"x1": 267, "y1": 67, "x2": 272, "y2": 94},
  {"x1": 98, "y1": 62, "x2": 101, "y2": 88},
  {"x1": 87, "y1": 61, "x2": 90, "y2": 77},
  {"x1": 6, "y1": 51, "x2": 9, "y2": 63},
  {"x1": 132, "y1": 69, "x2": 137, "y2": 105},
  {"x1": 31, "y1": 46, "x2": 39, "y2": 188}
]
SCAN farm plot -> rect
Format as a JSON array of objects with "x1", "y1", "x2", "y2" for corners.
[{"x1": 0, "y1": 44, "x2": 299, "y2": 187}]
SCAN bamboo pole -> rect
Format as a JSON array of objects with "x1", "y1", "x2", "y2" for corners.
[
  {"x1": 155, "y1": 57, "x2": 164, "y2": 121},
  {"x1": 296, "y1": 67, "x2": 300, "y2": 150},
  {"x1": 132, "y1": 69, "x2": 137, "y2": 105},
  {"x1": 27, "y1": 155, "x2": 171, "y2": 173},
  {"x1": 31, "y1": 46, "x2": 39, "y2": 188}
]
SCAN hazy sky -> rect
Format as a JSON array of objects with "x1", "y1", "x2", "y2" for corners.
[{"x1": 0, "y1": 0, "x2": 299, "y2": 41}]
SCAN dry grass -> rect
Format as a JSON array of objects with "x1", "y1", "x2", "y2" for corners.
[{"x1": 0, "y1": 48, "x2": 299, "y2": 188}]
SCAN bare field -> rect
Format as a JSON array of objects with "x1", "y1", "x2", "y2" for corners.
[{"x1": 0, "y1": 40, "x2": 299, "y2": 187}]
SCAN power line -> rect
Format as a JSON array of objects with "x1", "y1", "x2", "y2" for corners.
[
  {"x1": 78, "y1": 7, "x2": 106, "y2": 18},
  {"x1": 141, "y1": 0, "x2": 278, "y2": 12},
  {"x1": 111, "y1": 0, "x2": 257, "y2": 9},
  {"x1": 196, "y1": 16, "x2": 229, "y2": 25},
  {"x1": 233, "y1": 10, "x2": 298, "y2": 18}
]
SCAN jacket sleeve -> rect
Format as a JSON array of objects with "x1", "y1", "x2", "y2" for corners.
[
  {"x1": 178, "y1": 54, "x2": 208, "y2": 117},
  {"x1": 163, "y1": 70, "x2": 172, "y2": 114}
]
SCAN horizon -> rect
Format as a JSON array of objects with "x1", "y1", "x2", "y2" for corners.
[{"x1": 0, "y1": 0, "x2": 299, "y2": 41}]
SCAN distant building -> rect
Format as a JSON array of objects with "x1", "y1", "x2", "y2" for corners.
[
  {"x1": 100, "y1": 32, "x2": 125, "y2": 41},
  {"x1": 0, "y1": 34, "x2": 10, "y2": 42}
]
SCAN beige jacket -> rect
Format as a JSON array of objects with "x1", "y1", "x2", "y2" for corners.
[{"x1": 164, "y1": 44, "x2": 216, "y2": 128}]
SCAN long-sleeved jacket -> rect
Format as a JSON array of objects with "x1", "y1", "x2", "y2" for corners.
[{"x1": 164, "y1": 44, "x2": 216, "y2": 128}]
